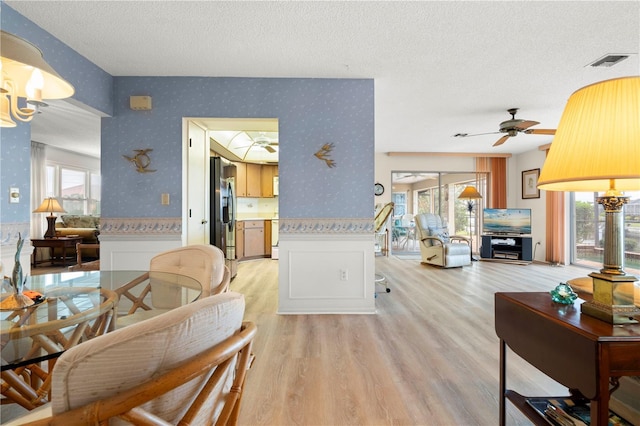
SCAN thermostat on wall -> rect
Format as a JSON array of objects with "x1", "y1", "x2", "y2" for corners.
[{"x1": 130, "y1": 96, "x2": 152, "y2": 110}]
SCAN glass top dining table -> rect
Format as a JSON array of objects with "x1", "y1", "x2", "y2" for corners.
[
  {"x1": 1, "y1": 270, "x2": 203, "y2": 410},
  {"x1": 1, "y1": 270, "x2": 202, "y2": 371}
]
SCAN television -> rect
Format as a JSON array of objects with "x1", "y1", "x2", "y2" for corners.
[{"x1": 482, "y1": 208, "x2": 531, "y2": 235}]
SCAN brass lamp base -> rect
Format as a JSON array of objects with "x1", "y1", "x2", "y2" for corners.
[{"x1": 580, "y1": 272, "x2": 640, "y2": 324}]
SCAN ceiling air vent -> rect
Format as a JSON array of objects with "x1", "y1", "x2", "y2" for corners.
[{"x1": 588, "y1": 54, "x2": 629, "y2": 68}]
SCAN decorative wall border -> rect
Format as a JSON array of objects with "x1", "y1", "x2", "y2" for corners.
[
  {"x1": 4, "y1": 218, "x2": 375, "y2": 240},
  {"x1": 0, "y1": 222, "x2": 30, "y2": 249},
  {"x1": 0, "y1": 222, "x2": 30, "y2": 247},
  {"x1": 100, "y1": 217, "x2": 181, "y2": 235},
  {"x1": 280, "y1": 218, "x2": 374, "y2": 234}
]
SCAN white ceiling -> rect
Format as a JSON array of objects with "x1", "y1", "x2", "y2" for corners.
[{"x1": 9, "y1": 1, "x2": 639, "y2": 160}]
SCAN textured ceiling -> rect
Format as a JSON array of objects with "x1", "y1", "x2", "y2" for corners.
[{"x1": 8, "y1": 1, "x2": 639, "y2": 159}]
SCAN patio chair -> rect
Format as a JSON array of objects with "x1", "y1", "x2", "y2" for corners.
[{"x1": 374, "y1": 202, "x2": 394, "y2": 257}]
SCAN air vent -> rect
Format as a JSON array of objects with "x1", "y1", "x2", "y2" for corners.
[{"x1": 588, "y1": 54, "x2": 629, "y2": 68}]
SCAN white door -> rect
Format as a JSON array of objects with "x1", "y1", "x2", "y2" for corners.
[{"x1": 186, "y1": 121, "x2": 209, "y2": 245}]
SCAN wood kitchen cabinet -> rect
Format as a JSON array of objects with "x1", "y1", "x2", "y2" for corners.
[
  {"x1": 235, "y1": 221, "x2": 244, "y2": 259},
  {"x1": 246, "y1": 163, "x2": 261, "y2": 197},
  {"x1": 264, "y1": 220, "x2": 272, "y2": 256},
  {"x1": 237, "y1": 220, "x2": 273, "y2": 260},
  {"x1": 235, "y1": 162, "x2": 247, "y2": 197},
  {"x1": 235, "y1": 162, "x2": 278, "y2": 198},
  {"x1": 260, "y1": 165, "x2": 278, "y2": 198},
  {"x1": 243, "y1": 220, "x2": 264, "y2": 258},
  {"x1": 235, "y1": 162, "x2": 260, "y2": 197}
]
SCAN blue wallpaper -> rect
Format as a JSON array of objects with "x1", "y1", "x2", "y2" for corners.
[
  {"x1": 1, "y1": 3, "x2": 375, "y2": 236},
  {"x1": 0, "y1": 124, "x2": 31, "y2": 223},
  {"x1": 105, "y1": 77, "x2": 374, "y2": 219}
]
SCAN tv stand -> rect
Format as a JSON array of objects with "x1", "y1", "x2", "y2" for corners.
[{"x1": 480, "y1": 235, "x2": 532, "y2": 263}]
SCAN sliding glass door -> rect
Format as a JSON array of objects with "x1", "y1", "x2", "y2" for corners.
[
  {"x1": 391, "y1": 171, "x2": 487, "y2": 253},
  {"x1": 571, "y1": 190, "x2": 640, "y2": 275}
]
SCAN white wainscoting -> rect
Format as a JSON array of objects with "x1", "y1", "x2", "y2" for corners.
[
  {"x1": 99, "y1": 235, "x2": 182, "y2": 271},
  {"x1": 278, "y1": 233, "x2": 375, "y2": 314}
]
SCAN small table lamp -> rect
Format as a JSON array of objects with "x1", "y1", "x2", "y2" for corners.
[
  {"x1": 537, "y1": 76, "x2": 640, "y2": 324},
  {"x1": 33, "y1": 197, "x2": 66, "y2": 238},
  {"x1": 458, "y1": 186, "x2": 482, "y2": 261}
]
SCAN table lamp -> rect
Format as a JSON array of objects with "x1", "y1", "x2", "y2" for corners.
[
  {"x1": 537, "y1": 76, "x2": 640, "y2": 324},
  {"x1": 33, "y1": 197, "x2": 66, "y2": 238},
  {"x1": 458, "y1": 186, "x2": 482, "y2": 261}
]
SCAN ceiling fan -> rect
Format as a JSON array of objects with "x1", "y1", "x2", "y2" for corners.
[
  {"x1": 455, "y1": 108, "x2": 556, "y2": 147},
  {"x1": 394, "y1": 172, "x2": 429, "y2": 181},
  {"x1": 247, "y1": 132, "x2": 278, "y2": 153}
]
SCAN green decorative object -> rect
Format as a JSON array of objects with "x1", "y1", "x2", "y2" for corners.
[
  {"x1": 1, "y1": 233, "x2": 34, "y2": 310},
  {"x1": 550, "y1": 283, "x2": 578, "y2": 305}
]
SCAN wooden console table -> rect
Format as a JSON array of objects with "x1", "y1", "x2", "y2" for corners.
[
  {"x1": 31, "y1": 236, "x2": 83, "y2": 268},
  {"x1": 495, "y1": 292, "x2": 640, "y2": 425}
]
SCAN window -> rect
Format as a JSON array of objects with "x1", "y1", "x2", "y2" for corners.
[
  {"x1": 392, "y1": 192, "x2": 406, "y2": 217},
  {"x1": 45, "y1": 163, "x2": 100, "y2": 215},
  {"x1": 571, "y1": 191, "x2": 640, "y2": 275}
]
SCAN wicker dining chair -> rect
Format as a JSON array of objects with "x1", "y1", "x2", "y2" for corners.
[
  {"x1": 115, "y1": 244, "x2": 230, "y2": 327},
  {"x1": 7, "y1": 292, "x2": 256, "y2": 426},
  {"x1": 148, "y1": 244, "x2": 230, "y2": 297},
  {"x1": 68, "y1": 243, "x2": 100, "y2": 271}
]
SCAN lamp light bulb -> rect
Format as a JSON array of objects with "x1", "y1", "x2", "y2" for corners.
[{"x1": 26, "y1": 68, "x2": 43, "y2": 102}]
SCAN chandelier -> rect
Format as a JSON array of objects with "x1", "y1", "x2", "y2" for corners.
[{"x1": 1, "y1": 30, "x2": 74, "y2": 127}]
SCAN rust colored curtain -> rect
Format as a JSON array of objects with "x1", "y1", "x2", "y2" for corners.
[
  {"x1": 476, "y1": 157, "x2": 506, "y2": 208},
  {"x1": 544, "y1": 149, "x2": 565, "y2": 264}
]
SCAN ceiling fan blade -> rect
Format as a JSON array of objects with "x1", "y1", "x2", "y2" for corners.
[
  {"x1": 524, "y1": 128, "x2": 556, "y2": 135},
  {"x1": 493, "y1": 135, "x2": 510, "y2": 147},
  {"x1": 269, "y1": 142, "x2": 279, "y2": 146},
  {"x1": 454, "y1": 131, "x2": 500, "y2": 138},
  {"x1": 513, "y1": 120, "x2": 540, "y2": 130},
  {"x1": 264, "y1": 145, "x2": 276, "y2": 153}
]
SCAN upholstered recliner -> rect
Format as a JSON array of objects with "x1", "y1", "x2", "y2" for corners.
[{"x1": 414, "y1": 213, "x2": 471, "y2": 268}]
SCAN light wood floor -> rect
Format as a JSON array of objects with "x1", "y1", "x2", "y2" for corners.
[
  {"x1": 5, "y1": 257, "x2": 594, "y2": 425},
  {"x1": 233, "y1": 257, "x2": 594, "y2": 426}
]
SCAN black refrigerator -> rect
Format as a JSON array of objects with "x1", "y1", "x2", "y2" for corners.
[{"x1": 210, "y1": 157, "x2": 237, "y2": 278}]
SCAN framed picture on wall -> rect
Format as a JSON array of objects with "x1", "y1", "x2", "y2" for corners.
[{"x1": 522, "y1": 168, "x2": 540, "y2": 199}]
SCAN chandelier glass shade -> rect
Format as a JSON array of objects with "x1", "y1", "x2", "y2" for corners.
[{"x1": 0, "y1": 30, "x2": 74, "y2": 127}]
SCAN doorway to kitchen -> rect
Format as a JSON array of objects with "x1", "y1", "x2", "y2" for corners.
[{"x1": 185, "y1": 117, "x2": 279, "y2": 281}]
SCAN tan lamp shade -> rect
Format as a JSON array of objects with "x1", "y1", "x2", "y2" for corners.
[
  {"x1": 458, "y1": 186, "x2": 483, "y2": 199},
  {"x1": 537, "y1": 76, "x2": 640, "y2": 192},
  {"x1": 537, "y1": 76, "x2": 640, "y2": 324},
  {"x1": 34, "y1": 197, "x2": 66, "y2": 238},
  {"x1": 33, "y1": 197, "x2": 66, "y2": 215}
]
